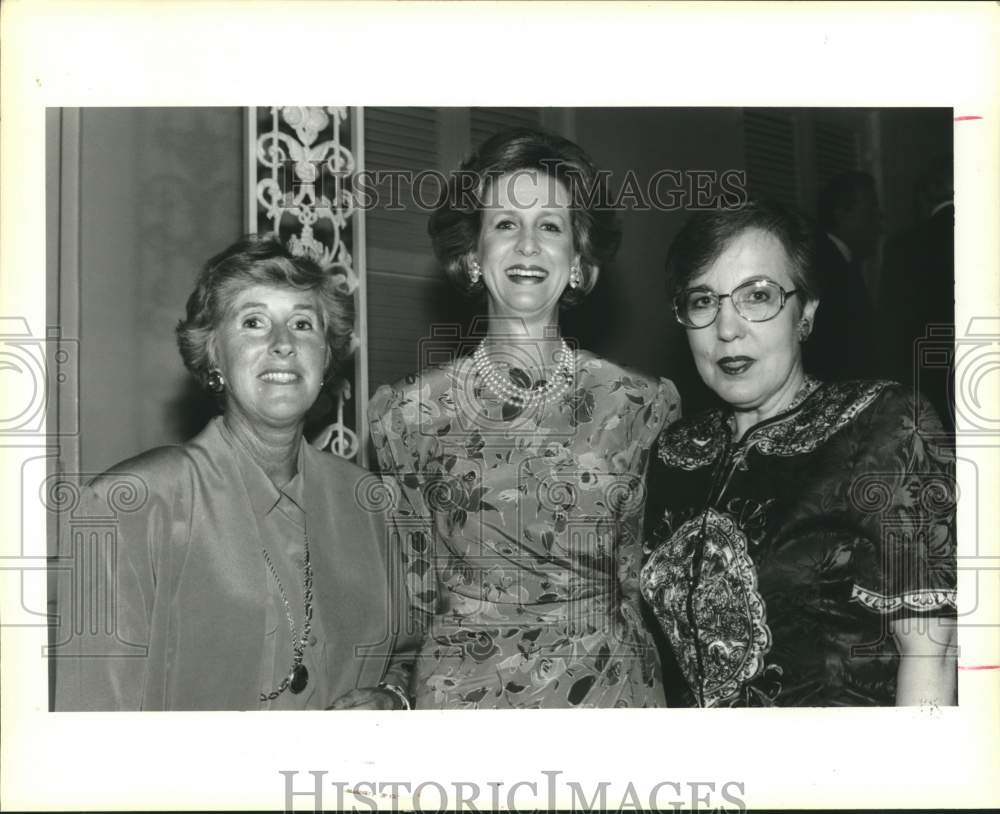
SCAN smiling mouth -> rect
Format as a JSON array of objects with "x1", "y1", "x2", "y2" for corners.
[
  {"x1": 717, "y1": 356, "x2": 755, "y2": 375},
  {"x1": 505, "y1": 265, "x2": 549, "y2": 283},
  {"x1": 258, "y1": 370, "x2": 302, "y2": 384}
]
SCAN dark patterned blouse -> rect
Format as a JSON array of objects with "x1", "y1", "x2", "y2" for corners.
[{"x1": 639, "y1": 380, "x2": 956, "y2": 707}]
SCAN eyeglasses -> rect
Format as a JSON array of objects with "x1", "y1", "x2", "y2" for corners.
[{"x1": 673, "y1": 279, "x2": 800, "y2": 329}]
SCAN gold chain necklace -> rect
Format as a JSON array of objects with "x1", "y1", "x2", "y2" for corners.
[{"x1": 259, "y1": 528, "x2": 313, "y2": 701}]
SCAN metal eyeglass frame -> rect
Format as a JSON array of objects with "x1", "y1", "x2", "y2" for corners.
[{"x1": 673, "y1": 279, "x2": 800, "y2": 329}]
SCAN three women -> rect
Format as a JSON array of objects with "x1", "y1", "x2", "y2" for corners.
[{"x1": 55, "y1": 128, "x2": 956, "y2": 710}]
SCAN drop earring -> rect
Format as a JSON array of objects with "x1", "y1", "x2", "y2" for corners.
[
  {"x1": 469, "y1": 259, "x2": 482, "y2": 285},
  {"x1": 798, "y1": 318, "x2": 812, "y2": 341}
]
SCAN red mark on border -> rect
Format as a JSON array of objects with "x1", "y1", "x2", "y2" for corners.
[
  {"x1": 954, "y1": 115, "x2": 983, "y2": 122},
  {"x1": 958, "y1": 665, "x2": 1000, "y2": 670}
]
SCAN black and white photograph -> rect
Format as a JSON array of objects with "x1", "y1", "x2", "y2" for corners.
[
  {"x1": 44, "y1": 104, "x2": 958, "y2": 712},
  {"x1": 2, "y1": 2, "x2": 998, "y2": 812}
]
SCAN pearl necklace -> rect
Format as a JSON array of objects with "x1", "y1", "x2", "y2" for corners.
[{"x1": 472, "y1": 338, "x2": 575, "y2": 406}]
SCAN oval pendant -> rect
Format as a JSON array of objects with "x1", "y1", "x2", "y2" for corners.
[{"x1": 289, "y1": 663, "x2": 308, "y2": 694}]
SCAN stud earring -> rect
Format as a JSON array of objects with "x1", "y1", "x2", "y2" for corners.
[
  {"x1": 207, "y1": 369, "x2": 226, "y2": 393},
  {"x1": 568, "y1": 265, "x2": 581, "y2": 290},
  {"x1": 469, "y1": 259, "x2": 482, "y2": 285}
]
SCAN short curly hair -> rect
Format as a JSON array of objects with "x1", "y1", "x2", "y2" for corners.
[
  {"x1": 176, "y1": 234, "x2": 355, "y2": 390},
  {"x1": 428, "y1": 127, "x2": 621, "y2": 308}
]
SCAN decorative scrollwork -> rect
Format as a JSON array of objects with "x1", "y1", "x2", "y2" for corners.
[
  {"x1": 849, "y1": 472, "x2": 894, "y2": 513},
  {"x1": 42, "y1": 477, "x2": 81, "y2": 514},
  {"x1": 536, "y1": 475, "x2": 578, "y2": 513},
  {"x1": 254, "y1": 106, "x2": 358, "y2": 275},
  {"x1": 106, "y1": 474, "x2": 150, "y2": 514},
  {"x1": 919, "y1": 474, "x2": 958, "y2": 515},
  {"x1": 424, "y1": 475, "x2": 464, "y2": 513},
  {"x1": 354, "y1": 473, "x2": 401, "y2": 514},
  {"x1": 42, "y1": 473, "x2": 148, "y2": 516},
  {"x1": 604, "y1": 474, "x2": 646, "y2": 515},
  {"x1": 311, "y1": 378, "x2": 360, "y2": 461}
]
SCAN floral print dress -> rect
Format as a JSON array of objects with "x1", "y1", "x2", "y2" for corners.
[
  {"x1": 369, "y1": 351, "x2": 680, "y2": 709},
  {"x1": 640, "y1": 380, "x2": 957, "y2": 707}
]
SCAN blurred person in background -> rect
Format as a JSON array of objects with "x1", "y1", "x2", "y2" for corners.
[
  {"x1": 878, "y1": 155, "x2": 955, "y2": 432},
  {"x1": 806, "y1": 171, "x2": 883, "y2": 381}
]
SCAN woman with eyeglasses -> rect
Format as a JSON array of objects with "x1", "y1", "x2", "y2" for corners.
[{"x1": 639, "y1": 200, "x2": 957, "y2": 707}]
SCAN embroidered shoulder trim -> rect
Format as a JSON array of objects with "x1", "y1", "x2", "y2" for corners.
[
  {"x1": 656, "y1": 409, "x2": 728, "y2": 470},
  {"x1": 656, "y1": 380, "x2": 894, "y2": 469},
  {"x1": 749, "y1": 380, "x2": 890, "y2": 457},
  {"x1": 850, "y1": 584, "x2": 957, "y2": 614}
]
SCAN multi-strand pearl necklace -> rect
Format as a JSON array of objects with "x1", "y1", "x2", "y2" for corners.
[{"x1": 472, "y1": 338, "x2": 575, "y2": 407}]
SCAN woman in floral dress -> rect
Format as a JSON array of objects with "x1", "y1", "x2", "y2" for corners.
[{"x1": 369, "y1": 129, "x2": 680, "y2": 708}]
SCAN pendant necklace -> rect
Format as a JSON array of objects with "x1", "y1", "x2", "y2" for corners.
[{"x1": 259, "y1": 528, "x2": 313, "y2": 701}]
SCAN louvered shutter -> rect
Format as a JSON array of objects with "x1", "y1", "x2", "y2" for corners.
[
  {"x1": 742, "y1": 110, "x2": 801, "y2": 209},
  {"x1": 814, "y1": 120, "x2": 860, "y2": 187},
  {"x1": 364, "y1": 107, "x2": 444, "y2": 392},
  {"x1": 364, "y1": 107, "x2": 440, "y2": 268},
  {"x1": 470, "y1": 108, "x2": 542, "y2": 149}
]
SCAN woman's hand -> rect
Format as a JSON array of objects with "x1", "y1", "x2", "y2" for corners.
[
  {"x1": 892, "y1": 615, "x2": 957, "y2": 706},
  {"x1": 326, "y1": 686, "x2": 402, "y2": 710}
]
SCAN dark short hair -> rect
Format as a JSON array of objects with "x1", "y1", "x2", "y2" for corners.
[
  {"x1": 176, "y1": 234, "x2": 355, "y2": 390},
  {"x1": 428, "y1": 127, "x2": 621, "y2": 307},
  {"x1": 817, "y1": 171, "x2": 876, "y2": 230},
  {"x1": 665, "y1": 199, "x2": 821, "y2": 304}
]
